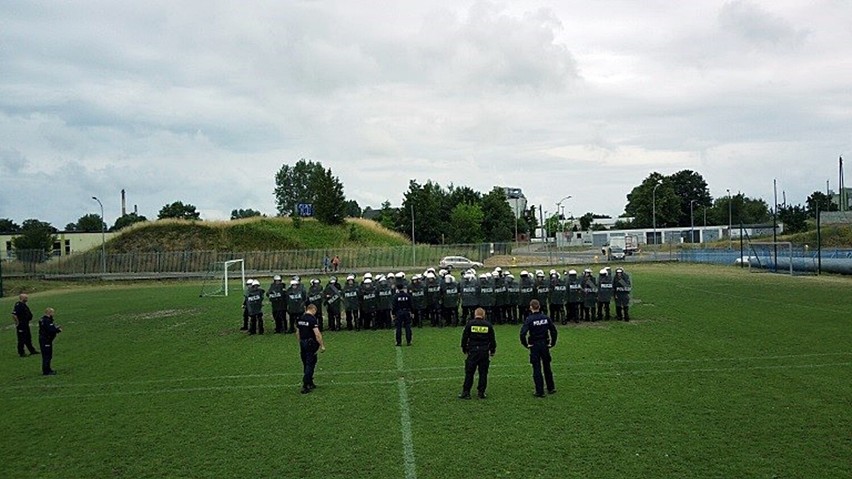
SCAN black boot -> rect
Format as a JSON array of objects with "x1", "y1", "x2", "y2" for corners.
[{"x1": 624, "y1": 306, "x2": 630, "y2": 321}]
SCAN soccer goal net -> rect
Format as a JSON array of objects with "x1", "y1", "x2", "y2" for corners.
[
  {"x1": 199, "y1": 259, "x2": 246, "y2": 297},
  {"x1": 746, "y1": 242, "x2": 794, "y2": 275}
]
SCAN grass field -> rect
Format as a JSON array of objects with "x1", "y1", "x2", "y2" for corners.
[{"x1": 1, "y1": 264, "x2": 850, "y2": 478}]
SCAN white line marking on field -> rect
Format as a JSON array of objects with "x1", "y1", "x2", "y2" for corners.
[
  {"x1": 2, "y1": 352, "x2": 849, "y2": 391},
  {"x1": 9, "y1": 361, "x2": 850, "y2": 401},
  {"x1": 396, "y1": 347, "x2": 417, "y2": 479}
]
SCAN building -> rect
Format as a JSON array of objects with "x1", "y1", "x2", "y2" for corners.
[
  {"x1": 828, "y1": 188, "x2": 852, "y2": 211},
  {"x1": 1, "y1": 231, "x2": 116, "y2": 260},
  {"x1": 502, "y1": 187, "x2": 527, "y2": 219},
  {"x1": 556, "y1": 224, "x2": 783, "y2": 248}
]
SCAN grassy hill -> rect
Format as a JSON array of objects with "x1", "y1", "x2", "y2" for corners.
[{"x1": 106, "y1": 217, "x2": 409, "y2": 252}]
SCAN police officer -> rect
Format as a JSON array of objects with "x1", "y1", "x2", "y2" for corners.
[
  {"x1": 459, "y1": 307, "x2": 497, "y2": 399},
  {"x1": 246, "y1": 280, "x2": 265, "y2": 334},
  {"x1": 549, "y1": 270, "x2": 567, "y2": 325},
  {"x1": 307, "y1": 279, "x2": 325, "y2": 331},
  {"x1": 286, "y1": 279, "x2": 307, "y2": 333},
  {"x1": 477, "y1": 273, "x2": 495, "y2": 323},
  {"x1": 566, "y1": 270, "x2": 582, "y2": 323},
  {"x1": 12, "y1": 293, "x2": 39, "y2": 357},
  {"x1": 596, "y1": 268, "x2": 614, "y2": 321},
  {"x1": 324, "y1": 276, "x2": 343, "y2": 331},
  {"x1": 505, "y1": 272, "x2": 520, "y2": 324},
  {"x1": 518, "y1": 271, "x2": 535, "y2": 320},
  {"x1": 296, "y1": 304, "x2": 326, "y2": 394},
  {"x1": 393, "y1": 284, "x2": 413, "y2": 346},
  {"x1": 459, "y1": 271, "x2": 479, "y2": 324},
  {"x1": 240, "y1": 279, "x2": 253, "y2": 331},
  {"x1": 581, "y1": 269, "x2": 598, "y2": 321},
  {"x1": 38, "y1": 308, "x2": 61, "y2": 375},
  {"x1": 267, "y1": 275, "x2": 287, "y2": 333},
  {"x1": 614, "y1": 267, "x2": 632, "y2": 321},
  {"x1": 424, "y1": 271, "x2": 442, "y2": 327},
  {"x1": 520, "y1": 299, "x2": 558, "y2": 397},
  {"x1": 534, "y1": 270, "x2": 550, "y2": 316},
  {"x1": 376, "y1": 275, "x2": 394, "y2": 329},
  {"x1": 409, "y1": 274, "x2": 427, "y2": 328},
  {"x1": 342, "y1": 275, "x2": 360, "y2": 331},
  {"x1": 360, "y1": 277, "x2": 378, "y2": 330},
  {"x1": 492, "y1": 268, "x2": 507, "y2": 324},
  {"x1": 441, "y1": 274, "x2": 460, "y2": 327}
]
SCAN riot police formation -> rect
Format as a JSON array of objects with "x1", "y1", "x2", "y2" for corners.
[
  {"x1": 324, "y1": 277, "x2": 343, "y2": 331},
  {"x1": 581, "y1": 269, "x2": 598, "y2": 321},
  {"x1": 267, "y1": 275, "x2": 287, "y2": 333},
  {"x1": 613, "y1": 267, "x2": 632, "y2": 321},
  {"x1": 441, "y1": 274, "x2": 460, "y2": 327},
  {"x1": 566, "y1": 270, "x2": 582, "y2": 323},
  {"x1": 307, "y1": 279, "x2": 325, "y2": 331},
  {"x1": 549, "y1": 270, "x2": 567, "y2": 325},
  {"x1": 342, "y1": 275, "x2": 360, "y2": 331},
  {"x1": 245, "y1": 279, "x2": 265, "y2": 335},
  {"x1": 596, "y1": 268, "x2": 613, "y2": 321}
]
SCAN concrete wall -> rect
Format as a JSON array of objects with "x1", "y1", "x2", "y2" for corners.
[{"x1": 1, "y1": 231, "x2": 117, "y2": 258}]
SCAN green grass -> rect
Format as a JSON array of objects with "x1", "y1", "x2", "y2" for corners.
[{"x1": 1, "y1": 264, "x2": 850, "y2": 478}]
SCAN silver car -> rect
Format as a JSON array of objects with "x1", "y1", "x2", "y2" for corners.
[{"x1": 439, "y1": 256, "x2": 484, "y2": 270}]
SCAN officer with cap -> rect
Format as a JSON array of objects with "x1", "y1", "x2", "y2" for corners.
[
  {"x1": 286, "y1": 279, "x2": 307, "y2": 333},
  {"x1": 296, "y1": 304, "x2": 326, "y2": 394},
  {"x1": 12, "y1": 293, "x2": 39, "y2": 356},
  {"x1": 597, "y1": 268, "x2": 614, "y2": 320},
  {"x1": 614, "y1": 268, "x2": 632, "y2": 321},
  {"x1": 520, "y1": 299, "x2": 558, "y2": 397},
  {"x1": 459, "y1": 307, "x2": 497, "y2": 399},
  {"x1": 38, "y1": 307, "x2": 61, "y2": 375},
  {"x1": 307, "y1": 278, "x2": 325, "y2": 331},
  {"x1": 410, "y1": 274, "x2": 427, "y2": 328},
  {"x1": 581, "y1": 269, "x2": 598, "y2": 321},
  {"x1": 267, "y1": 275, "x2": 287, "y2": 333},
  {"x1": 246, "y1": 280, "x2": 265, "y2": 334},
  {"x1": 393, "y1": 284, "x2": 413, "y2": 346},
  {"x1": 324, "y1": 276, "x2": 343, "y2": 331},
  {"x1": 566, "y1": 270, "x2": 582, "y2": 323},
  {"x1": 342, "y1": 275, "x2": 360, "y2": 331}
]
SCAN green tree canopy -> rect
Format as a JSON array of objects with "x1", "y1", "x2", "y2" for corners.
[
  {"x1": 448, "y1": 203, "x2": 485, "y2": 244},
  {"x1": 112, "y1": 213, "x2": 148, "y2": 231},
  {"x1": 273, "y1": 159, "x2": 324, "y2": 216},
  {"x1": 0, "y1": 218, "x2": 21, "y2": 233},
  {"x1": 623, "y1": 172, "x2": 680, "y2": 228},
  {"x1": 312, "y1": 167, "x2": 347, "y2": 225},
  {"x1": 778, "y1": 204, "x2": 808, "y2": 233},
  {"x1": 669, "y1": 170, "x2": 713, "y2": 226},
  {"x1": 378, "y1": 200, "x2": 397, "y2": 231},
  {"x1": 398, "y1": 180, "x2": 448, "y2": 244},
  {"x1": 806, "y1": 191, "x2": 837, "y2": 217},
  {"x1": 158, "y1": 201, "x2": 200, "y2": 220},
  {"x1": 344, "y1": 200, "x2": 362, "y2": 218},
  {"x1": 480, "y1": 187, "x2": 515, "y2": 242},
  {"x1": 12, "y1": 219, "x2": 57, "y2": 261},
  {"x1": 230, "y1": 208, "x2": 263, "y2": 220},
  {"x1": 66, "y1": 213, "x2": 105, "y2": 232}
]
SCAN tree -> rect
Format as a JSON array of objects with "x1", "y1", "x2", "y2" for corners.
[
  {"x1": 398, "y1": 180, "x2": 448, "y2": 244},
  {"x1": 378, "y1": 200, "x2": 397, "y2": 231},
  {"x1": 312, "y1": 167, "x2": 347, "y2": 225},
  {"x1": 11, "y1": 219, "x2": 56, "y2": 262},
  {"x1": 447, "y1": 184, "x2": 481, "y2": 211},
  {"x1": 158, "y1": 201, "x2": 200, "y2": 220},
  {"x1": 273, "y1": 159, "x2": 325, "y2": 216},
  {"x1": 344, "y1": 200, "x2": 362, "y2": 218},
  {"x1": 522, "y1": 207, "x2": 538, "y2": 237},
  {"x1": 480, "y1": 187, "x2": 515, "y2": 242},
  {"x1": 668, "y1": 170, "x2": 712, "y2": 226},
  {"x1": 66, "y1": 213, "x2": 105, "y2": 232},
  {"x1": 806, "y1": 191, "x2": 837, "y2": 218},
  {"x1": 448, "y1": 203, "x2": 485, "y2": 244},
  {"x1": 230, "y1": 209, "x2": 262, "y2": 220},
  {"x1": 112, "y1": 213, "x2": 148, "y2": 231},
  {"x1": 623, "y1": 172, "x2": 680, "y2": 228},
  {"x1": 578, "y1": 212, "x2": 611, "y2": 231},
  {"x1": 778, "y1": 204, "x2": 808, "y2": 233},
  {"x1": 0, "y1": 218, "x2": 21, "y2": 233}
]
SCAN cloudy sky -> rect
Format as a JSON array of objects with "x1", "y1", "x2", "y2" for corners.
[{"x1": 1, "y1": 0, "x2": 850, "y2": 228}]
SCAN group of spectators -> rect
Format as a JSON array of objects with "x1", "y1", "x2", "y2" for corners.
[{"x1": 239, "y1": 265, "x2": 632, "y2": 334}]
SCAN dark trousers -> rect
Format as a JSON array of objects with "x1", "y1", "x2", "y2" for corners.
[
  {"x1": 241, "y1": 309, "x2": 249, "y2": 330},
  {"x1": 567, "y1": 302, "x2": 580, "y2": 323},
  {"x1": 461, "y1": 305, "x2": 476, "y2": 324},
  {"x1": 299, "y1": 340, "x2": 318, "y2": 387},
  {"x1": 249, "y1": 313, "x2": 264, "y2": 334},
  {"x1": 287, "y1": 312, "x2": 301, "y2": 333},
  {"x1": 507, "y1": 304, "x2": 518, "y2": 324},
  {"x1": 327, "y1": 309, "x2": 341, "y2": 331},
  {"x1": 40, "y1": 341, "x2": 53, "y2": 374},
  {"x1": 413, "y1": 309, "x2": 426, "y2": 328},
  {"x1": 361, "y1": 310, "x2": 375, "y2": 330},
  {"x1": 272, "y1": 310, "x2": 286, "y2": 333},
  {"x1": 529, "y1": 342, "x2": 555, "y2": 395},
  {"x1": 345, "y1": 309, "x2": 359, "y2": 330},
  {"x1": 428, "y1": 305, "x2": 440, "y2": 326},
  {"x1": 491, "y1": 305, "x2": 503, "y2": 324},
  {"x1": 462, "y1": 350, "x2": 491, "y2": 394},
  {"x1": 518, "y1": 305, "x2": 529, "y2": 323},
  {"x1": 17, "y1": 326, "x2": 37, "y2": 356},
  {"x1": 377, "y1": 309, "x2": 391, "y2": 329},
  {"x1": 596, "y1": 301, "x2": 611, "y2": 320},
  {"x1": 583, "y1": 305, "x2": 594, "y2": 321},
  {"x1": 616, "y1": 305, "x2": 630, "y2": 321},
  {"x1": 551, "y1": 304, "x2": 565, "y2": 324},
  {"x1": 395, "y1": 312, "x2": 412, "y2": 345},
  {"x1": 441, "y1": 307, "x2": 457, "y2": 327}
]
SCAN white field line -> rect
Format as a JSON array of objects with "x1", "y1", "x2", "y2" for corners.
[
  {"x1": 7, "y1": 361, "x2": 850, "y2": 401},
  {"x1": 396, "y1": 348, "x2": 417, "y2": 479},
  {"x1": 2, "y1": 352, "x2": 849, "y2": 391}
]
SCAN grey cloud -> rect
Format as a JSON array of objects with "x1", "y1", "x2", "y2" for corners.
[{"x1": 718, "y1": 0, "x2": 809, "y2": 47}]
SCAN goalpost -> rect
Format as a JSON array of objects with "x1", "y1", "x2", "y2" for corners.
[
  {"x1": 747, "y1": 242, "x2": 794, "y2": 275},
  {"x1": 199, "y1": 259, "x2": 246, "y2": 297}
]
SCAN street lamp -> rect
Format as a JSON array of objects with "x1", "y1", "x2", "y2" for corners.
[
  {"x1": 555, "y1": 195, "x2": 572, "y2": 247},
  {"x1": 652, "y1": 182, "x2": 662, "y2": 254},
  {"x1": 727, "y1": 188, "x2": 732, "y2": 249},
  {"x1": 514, "y1": 197, "x2": 519, "y2": 242},
  {"x1": 92, "y1": 196, "x2": 106, "y2": 275},
  {"x1": 690, "y1": 199, "x2": 697, "y2": 244},
  {"x1": 410, "y1": 205, "x2": 415, "y2": 267}
]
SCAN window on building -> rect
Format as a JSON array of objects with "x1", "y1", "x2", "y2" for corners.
[{"x1": 64, "y1": 239, "x2": 71, "y2": 255}]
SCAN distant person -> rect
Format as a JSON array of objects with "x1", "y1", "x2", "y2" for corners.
[
  {"x1": 296, "y1": 304, "x2": 325, "y2": 394},
  {"x1": 286, "y1": 279, "x2": 307, "y2": 333},
  {"x1": 12, "y1": 293, "x2": 39, "y2": 357},
  {"x1": 459, "y1": 307, "x2": 496, "y2": 399},
  {"x1": 246, "y1": 280, "x2": 265, "y2": 335},
  {"x1": 393, "y1": 284, "x2": 413, "y2": 346},
  {"x1": 267, "y1": 275, "x2": 287, "y2": 333},
  {"x1": 324, "y1": 277, "x2": 343, "y2": 331},
  {"x1": 596, "y1": 268, "x2": 613, "y2": 321},
  {"x1": 38, "y1": 308, "x2": 61, "y2": 375},
  {"x1": 240, "y1": 279, "x2": 253, "y2": 331},
  {"x1": 520, "y1": 299, "x2": 558, "y2": 398},
  {"x1": 323, "y1": 255, "x2": 331, "y2": 273},
  {"x1": 331, "y1": 255, "x2": 340, "y2": 272},
  {"x1": 613, "y1": 268, "x2": 632, "y2": 321}
]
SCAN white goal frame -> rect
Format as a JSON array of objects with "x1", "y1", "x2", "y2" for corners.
[
  {"x1": 200, "y1": 259, "x2": 246, "y2": 297},
  {"x1": 748, "y1": 242, "x2": 793, "y2": 275}
]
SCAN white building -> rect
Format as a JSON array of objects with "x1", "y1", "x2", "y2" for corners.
[{"x1": 502, "y1": 187, "x2": 527, "y2": 219}]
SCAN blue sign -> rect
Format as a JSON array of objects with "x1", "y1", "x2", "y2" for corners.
[{"x1": 297, "y1": 203, "x2": 314, "y2": 217}]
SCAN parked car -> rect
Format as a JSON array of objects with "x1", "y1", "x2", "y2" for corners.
[
  {"x1": 439, "y1": 256, "x2": 484, "y2": 270},
  {"x1": 734, "y1": 255, "x2": 759, "y2": 265}
]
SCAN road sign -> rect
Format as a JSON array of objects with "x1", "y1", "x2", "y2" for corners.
[{"x1": 297, "y1": 203, "x2": 314, "y2": 217}]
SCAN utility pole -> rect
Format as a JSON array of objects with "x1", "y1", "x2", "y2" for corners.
[
  {"x1": 727, "y1": 188, "x2": 732, "y2": 249},
  {"x1": 410, "y1": 205, "x2": 415, "y2": 267},
  {"x1": 690, "y1": 199, "x2": 697, "y2": 244},
  {"x1": 773, "y1": 179, "x2": 778, "y2": 272},
  {"x1": 92, "y1": 196, "x2": 106, "y2": 275},
  {"x1": 652, "y1": 182, "x2": 662, "y2": 258}
]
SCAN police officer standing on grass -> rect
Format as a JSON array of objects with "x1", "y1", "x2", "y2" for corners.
[
  {"x1": 459, "y1": 271, "x2": 479, "y2": 324},
  {"x1": 520, "y1": 299, "x2": 558, "y2": 397},
  {"x1": 12, "y1": 293, "x2": 39, "y2": 357},
  {"x1": 581, "y1": 269, "x2": 598, "y2": 321},
  {"x1": 267, "y1": 275, "x2": 287, "y2": 333},
  {"x1": 518, "y1": 271, "x2": 535, "y2": 321},
  {"x1": 296, "y1": 304, "x2": 326, "y2": 394},
  {"x1": 614, "y1": 267, "x2": 632, "y2": 321},
  {"x1": 38, "y1": 308, "x2": 61, "y2": 375},
  {"x1": 549, "y1": 270, "x2": 567, "y2": 325},
  {"x1": 324, "y1": 277, "x2": 343, "y2": 331},
  {"x1": 441, "y1": 274, "x2": 460, "y2": 327},
  {"x1": 241, "y1": 279, "x2": 253, "y2": 331},
  {"x1": 360, "y1": 277, "x2": 378, "y2": 330},
  {"x1": 459, "y1": 307, "x2": 497, "y2": 399},
  {"x1": 566, "y1": 270, "x2": 582, "y2": 323},
  {"x1": 286, "y1": 279, "x2": 307, "y2": 333},
  {"x1": 377, "y1": 275, "x2": 394, "y2": 329},
  {"x1": 393, "y1": 284, "x2": 413, "y2": 346},
  {"x1": 505, "y1": 272, "x2": 519, "y2": 324},
  {"x1": 342, "y1": 275, "x2": 360, "y2": 331},
  {"x1": 307, "y1": 279, "x2": 325, "y2": 331},
  {"x1": 410, "y1": 274, "x2": 427, "y2": 328},
  {"x1": 246, "y1": 280, "x2": 265, "y2": 335},
  {"x1": 596, "y1": 268, "x2": 613, "y2": 321}
]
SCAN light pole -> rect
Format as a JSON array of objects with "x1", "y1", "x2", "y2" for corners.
[
  {"x1": 410, "y1": 205, "x2": 415, "y2": 267},
  {"x1": 514, "y1": 198, "x2": 519, "y2": 242},
  {"x1": 727, "y1": 188, "x2": 732, "y2": 249},
  {"x1": 555, "y1": 195, "x2": 572, "y2": 248},
  {"x1": 92, "y1": 196, "x2": 106, "y2": 275},
  {"x1": 690, "y1": 199, "x2": 697, "y2": 244},
  {"x1": 652, "y1": 182, "x2": 662, "y2": 255}
]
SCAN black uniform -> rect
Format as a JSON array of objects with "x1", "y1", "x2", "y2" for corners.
[
  {"x1": 296, "y1": 313, "x2": 321, "y2": 392},
  {"x1": 342, "y1": 280, "x2": 360, "y2": 331},
  {"x1": 286, "y1": 285, "x2": 307, "y2": 333},
  {"x1": 520, "y1": 311, "x2": 558, "y2": 396},
  {"x1": 307, "y1": 283, "x2": 325, "y2": 331},
  {"x1": 267, "y1": 281, "x2": 287, "y2": 333},
  {"x1": 324, "y1": 282, "x2": 343, "y2": 331},
  {"x1": 410, "y1": 280, "x2": 427, "y2": 328},
  {"x1": 245, "y1": 286, "x2": 265, "y2": 334},
  {"x1": 12, "y1": 301, "x2": 38, "y2": 356},
  {"x1": 460, "y1": 317, "x2": 497, "y2": 398},
  {"x1": 38, "y1": 314, "x2": 61, "y2": 375},
  {"x1": 393, "y1": 288, "x2": 413, "y2": 346}
]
